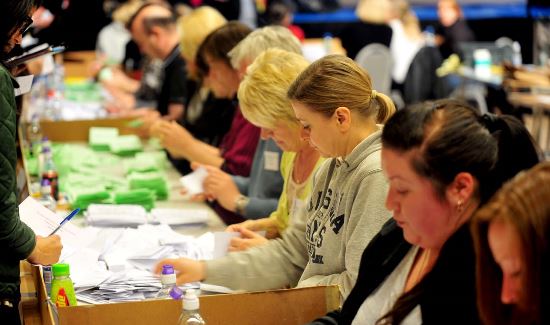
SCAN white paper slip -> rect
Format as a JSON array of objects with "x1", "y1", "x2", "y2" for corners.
[
  {"x1": 150, "y1": 208, "x2": 209, "y2": 226},
  {"x1": 213, "y1": 232, "x2": 240, "y2": 259},
  {"x1": 86, "y1": 204, "x2": 148, "y2": 227},
  {"x1": 14, "y1": 75, "x2": 34, "y2": 96},
  {"x1": 179, "y1": 167, "x2": 208, "y2": 195},
  {"x1": 19, "y1": 197, "x2": 82, "y2": 259}
]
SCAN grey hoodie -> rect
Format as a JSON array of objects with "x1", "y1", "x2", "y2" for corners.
[{"x1": 205, "y1": 129, "x2": 391, "y2": 299}]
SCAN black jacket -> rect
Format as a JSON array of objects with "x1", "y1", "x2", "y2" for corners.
[{"x1": 309, "y1": 219, "x2": 481, "y2": 325}]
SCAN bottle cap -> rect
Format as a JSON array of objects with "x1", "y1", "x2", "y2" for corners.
[
  {"x1": 52, "y1": 263, "x2": 70, "y2": 276},
  {"x1": 183, "y1": 289, "x2": 200, "y2": 311},
  {"x1": 161, "y1": 264, "x2": 174, "y2": 275},
  {"x1": 169, "y1": 286, "x2": 184, "y2": 300}
]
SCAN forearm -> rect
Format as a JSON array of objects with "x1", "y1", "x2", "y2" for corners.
[
  {"x1": 0, "y1": 201, "x2": 37, "y2": 260},
  {"x1": 185, "y1": 139, "x2": 224, "y2": 168},
  {"x1": 243, "y1": 197, "x2": 279, "y2": 220}
]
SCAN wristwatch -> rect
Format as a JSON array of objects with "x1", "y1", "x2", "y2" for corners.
[{"x1": 234, "y1": 194, "x2": 250, "y2": 215}]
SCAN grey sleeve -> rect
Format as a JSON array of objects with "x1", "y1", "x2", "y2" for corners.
[
  {"x1": 204, "y1": 215, "x2": 309, "y2": 291},
  {"x1": 298, "y1": 171, "x2": 391, "y2": 298},
  {"x1": 232, "y1": 175, "x2": 250, "y2": 194}
]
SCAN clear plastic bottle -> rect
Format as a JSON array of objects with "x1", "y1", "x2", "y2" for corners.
[
  {"x1": 39, "y1": 179, "x2": 57, "y2": 211},
  {"x1": 50, "y1": 263, "x2": 77, "y2": 307},
  {"x1": 323, "y1": 32, "x2": 333, "y2": 55},
  {"x1": 155, "y1": 265, "x2": 177, "y2": 299},
  {"x1": 27, "y1": 114, "x2": 43, "y2": 158},
  {"x1": 177, "y1": 289, "x2": 205, "y2": 325},
  {"x1": 40, "y1": 144, "x2": 59, "y2": 201}
]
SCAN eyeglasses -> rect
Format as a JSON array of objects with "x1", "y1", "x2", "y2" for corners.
[{"x1": 19, "y1": 16, "x2": 33, "y2": 35}]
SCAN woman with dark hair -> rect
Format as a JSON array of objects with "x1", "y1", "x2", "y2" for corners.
[
  {"x1": 309, "y1": 99, "x2": 540, "y2": 325},
  {"x1": 0, "y1": 0, "x2": 62, "y2": 323},
  {"x1": 472, "y1": 162, "x2": 550, "y2": 325}
]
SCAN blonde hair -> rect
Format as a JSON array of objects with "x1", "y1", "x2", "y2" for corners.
[
  {"x1": 356, "y1": 0, "x2": 392, "y2": 24},
  {"x1": 239, "y1": 49, "x2": 310, "y2": 128},
  {"x1": 112, "y1": 0, "x2": 144, "y2": 25},
  {"x1": 228, "y1": 25, "x2": 302, "y2": 70},
  {"x1": 178, "y1": 6, "x2": 227, "y2": 62},
  {"x1": 287, "y1": 55, "x2": 396, "y2": 124},
  {"x1": 392, "y1": 0, "x2": 422, "y2": 40}
]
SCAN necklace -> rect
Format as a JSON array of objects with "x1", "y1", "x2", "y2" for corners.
[{"x1": 292, "y1": 147, "x2": 319, "y2": 184}]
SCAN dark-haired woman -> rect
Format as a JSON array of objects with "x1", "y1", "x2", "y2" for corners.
[
  {"x1": 1, "y1": 1, "x2": 62, "y2": 323},
  {"x1": 309, "y1": 99, "x2": 541, "y2": 325}
]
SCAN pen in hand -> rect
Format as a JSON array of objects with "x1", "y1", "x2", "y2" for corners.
[{"x1": 49, "y1": 208, "x2": 80, "y2": 236}]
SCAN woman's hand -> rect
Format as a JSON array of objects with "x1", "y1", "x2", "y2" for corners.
[{"x1": 153, "y1": 258, "x2": 206, "y2": 285}]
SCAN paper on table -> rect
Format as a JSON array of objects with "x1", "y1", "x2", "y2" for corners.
[
  {"x1": 19, "y1": 197, "x2": 82, "y2": 259},
  {"x1": 179, "y1": 167, "x2": 208, "y2": 195},
  {"x1": 150, "y1": 208, "x2": 208, "y2": 226},
  {"x1": 14, "y1": 75, "x2": 34, "y2": 96}
]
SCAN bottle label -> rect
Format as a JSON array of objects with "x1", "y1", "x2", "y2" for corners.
[{"x1": 55, "y1": 288, "x2": 69, "y2": 307}]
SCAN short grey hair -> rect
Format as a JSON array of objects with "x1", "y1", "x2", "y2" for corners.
[{"x1": 228, "y1": 25, "x2": 302, "y2": 69}]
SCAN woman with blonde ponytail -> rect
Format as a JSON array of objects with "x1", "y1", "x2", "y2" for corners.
[{"x1": 154, "y1": 54, "x2": 394, "y2": 301}]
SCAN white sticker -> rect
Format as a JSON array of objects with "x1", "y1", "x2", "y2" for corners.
[{"x1": 264, "y1": 151, "x2": 280, "y2": 171}]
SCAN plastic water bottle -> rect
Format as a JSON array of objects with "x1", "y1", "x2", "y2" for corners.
[
  {"x1": 512, "y1": 41, "x2": 522, "y2": 66},
  {"x1": 423, "y1": 25, "x2": 436, "y2": 47},
  {"x1": 50, "y1": 263, "x2": 77, "y2": 307},
  {"x1": 474, "y1": 48, "x2": 492, "y2": 80},
  {"x1": 39, "y1": 179, "x2": 57, "y2": 211},
  {"x1": 155, "y1": 265, "x2": 178, "y2": 299},
  {"x1": 323, "y1": 33, "x2": 333, "y2": 55},
  {"x1": 27, "y1": 114, "x2": 42, "y2": 158},
  {"x1": 177, "y1": 289, "x2": 205, "y2": 325},
  {"x1": 40, "y1": 144, "x2": 59, "y2": 201}
]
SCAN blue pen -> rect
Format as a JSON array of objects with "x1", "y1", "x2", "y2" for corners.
[{"x1": 49, "y1": 208, "x2": 80, "y2": 236}]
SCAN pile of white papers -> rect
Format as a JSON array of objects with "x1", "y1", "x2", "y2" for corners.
[
  {"x1": 86, "y1": 204, "x2": 148, "y2": 227},
  {"x1": 150, "y1": 208, "x2": 209, "y2": 226}
]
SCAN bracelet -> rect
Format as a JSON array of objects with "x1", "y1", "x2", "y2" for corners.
[{"x1": 234, "y1": 195, "x2": 250, "y2": 215}]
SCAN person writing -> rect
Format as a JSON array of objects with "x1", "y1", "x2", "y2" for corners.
[
  {"x1": 1, "y1": 0, "x2": 62, "y2": 322},
  {"x1": 472, "y1": 162, "x2": 550, "y2": 325}
]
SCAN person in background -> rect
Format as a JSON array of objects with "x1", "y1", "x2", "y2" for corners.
[
  {"x1": 388, "y1": 0, "x2": 424, "y2": 87},
  {"x1": 163, "y1": 6, "x2": 234, "y2": 175},
  {"x1": 125, "y1": 2, "x2": 187, "y2": 120},
  {"x1": 220, "y1": 49, "x2": 323, "y2": 251},
  {"x1": 435, "y1": 0, "x2": 475, "y2": 60},
  {"x1": 472, "y1": 162, "x2": 550, "y2": 325},
  {"x1": 308, "y1": 101, "x2": 540, "y2": 325},
  {"x1": 150, "y1": 22, "x2": 257, "y2": 178},
  {"x1": 339, "y1": 0, "x2": 393, "y2": 59},
  {"x1": 0, "y1": 0, "x2": 62, "y2": 323},
  {"x1": 264, "y1": 0, "x2": 304, "y2": 41},
  {"x1": 96, "y1": 0, "x2": 142, "y2": 66},
  {"x1": 154, "y1": 55, "x2": 395, "y2": 300},
  {"x1": 193, "y1": 25, "x2": 302, "y2": 225}
]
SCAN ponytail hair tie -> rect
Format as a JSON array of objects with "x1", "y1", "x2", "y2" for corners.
[
  {"x1": 480, "y1": 113, "x2": 500, "y2": 133},
  {"x1": 371, "y1": 90, "x2": 378, "y2": 100}
]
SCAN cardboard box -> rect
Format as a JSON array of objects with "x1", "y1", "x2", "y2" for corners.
[
  {"x1": 21, "y1": 263, "x2": 54, "y2": 325},
  {"x1": 39, "y1": 118, "x2": 137, "y2": 142},
  {"x1": 22, "y1": 263, "x2": 340, "y2": 325}
]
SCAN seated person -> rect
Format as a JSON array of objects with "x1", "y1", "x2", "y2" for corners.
[
  {"x1": 472, "y1": 162, "x2": 550, "y2": 325},
  {"x1": 204, "y1": 49, "x2": 324, "y2": 251},
  {"x1": 107, "y1": 2, "x2": 187, "y2": 120},
  {"x1": 155, "y1": 55, "x2": 395, "y2": 300},
  {"x1": 150, "y1": 22, "x2": 258, "y2": 178},
  {"x1": 339, "y1": 0, "x2": 393, "y2": 59},
  {"x1": 308, "y1": 101, "x2": 540, "y2": 324},
  {"x1": 435, "y1": 0, "x2": 475, "y2": 60},
  {"x1": 191, "y1": 25, "x2": 303, "y2": 225}
]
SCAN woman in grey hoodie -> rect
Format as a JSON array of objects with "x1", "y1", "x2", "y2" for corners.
[{"x1": 155, "y1": 55, "x2": 395, "y2": 299}]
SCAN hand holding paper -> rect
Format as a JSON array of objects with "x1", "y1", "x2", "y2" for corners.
[{"x1": 180, "y1": 167, "x2": 208, "y2": 195}]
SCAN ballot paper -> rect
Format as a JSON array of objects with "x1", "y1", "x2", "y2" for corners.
[
  {"x1": 179, "y1": 167, "x2": 208, "y2": 195},
  {"x1": 86, "y1": 204, "x2": 148, "y2": 227},
  {"x1": 19, "y1": 197, "x2": 83, "y2": 260},
  {"x1": 150, "y1": 208, "x2": 209, "y2": 226},
  {"x1": 14, "y1": 75, "x2": 34, "y2": 96}
]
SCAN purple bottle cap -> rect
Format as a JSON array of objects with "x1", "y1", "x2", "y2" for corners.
[
  {"x1": 161, "y1": 264, "x2": 174, "y2": 275},
  {"x1": 169, "y1": 286, "x2": 184, "y2": 300}
]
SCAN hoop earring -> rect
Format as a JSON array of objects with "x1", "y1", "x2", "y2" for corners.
[{"x1": 457, "y1": 200, "x2": 464, "y2": 214}]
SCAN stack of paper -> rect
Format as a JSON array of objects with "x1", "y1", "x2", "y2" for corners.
[
  {"x1": 89, "y1": 127, "x2": 119, "y2": 151},
  {"x1": 109, "y1": 135, "x2": 143, "y2": 156},
  {"x1": 66, "y1": 185, "x2": 111, "y2": 210},
  {"x1": 128, "y1": 171, "x2": 168, "y2": 200},
  {"x1": 113, "y1": 188, "x2": 156, "y2": 211},
  {"x1": 86, "y1": 204, "x2": 148, "y2": 227},
  {"x1": 150, "y1": 208, "x2": 209, "y2": 226},
  {"x1": 124, "y1": 152, "x2": 167, "y2": 174}
]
